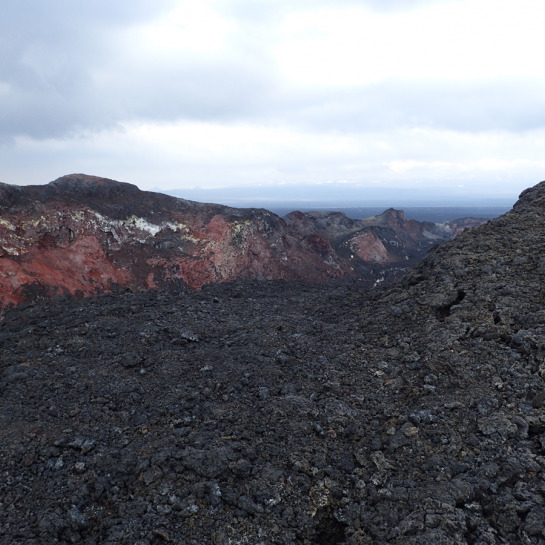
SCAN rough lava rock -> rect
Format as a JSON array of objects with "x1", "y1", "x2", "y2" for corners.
[
  {"x1": 285, "y1": 208, "x2": 464, "y2": 284},
  {"x1": 0, "y1": 174, "x2": 481, "y2": 311}
]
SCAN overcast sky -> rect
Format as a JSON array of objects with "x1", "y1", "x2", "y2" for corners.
[{"x1": 1, "y1": 0, "x2": 545, "y2": 203}]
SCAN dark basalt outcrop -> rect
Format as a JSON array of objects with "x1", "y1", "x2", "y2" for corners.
[
  {"x1": 284, "y1": 208, "x2": 461, "y2": 283},
  {"x1": 0, "y1": 174, "x2": 481, "y2": 310},
  {"x1": 1, "y1": 180, "x2": 545, "y2": 544}
]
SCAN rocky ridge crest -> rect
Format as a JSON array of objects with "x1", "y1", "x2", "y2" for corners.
[{"x1": 0, "y1": 174, "x2": 480, "y2": 310}]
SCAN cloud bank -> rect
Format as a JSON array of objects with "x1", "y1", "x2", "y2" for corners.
[{"x1": 1, "y1": 0, "x2": 544, "y2": 202}]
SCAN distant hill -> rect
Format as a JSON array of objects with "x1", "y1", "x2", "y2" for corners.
[{"x1": 269, "y1": 205, "x2": 511, "y2": 223}]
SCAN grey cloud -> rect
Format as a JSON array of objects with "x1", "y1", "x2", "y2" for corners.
[
  {"x1": 0, "y1": 54, "x2": 274, "y2": 140},
  {"x1": 221, "y1": 0, "x2": 454, "y2": 22},
  {"x1": 357, "y1": 0, "x2": 456, "y2": 12},
  {"x1": 0, "y1": 0, "x2": 174, "y2": 69},
  {"x1": 0, "y1": 0, "x2": 174, "y2": 36},
  {"x1": 273, "y1": 79, "x2": 545, "y2": 133},
  {"x1": 2, "y1": 0, "x2": 543, "y2": 144},
  {"x1": 0, "y1": 1, "x2": 177, "y2": 139},
  {"x1": 0, "y1": 0, "x2": 279, "y2": 140},
  {"x1": 107, "y1": 60, "x2": 274, "y2": 123}
]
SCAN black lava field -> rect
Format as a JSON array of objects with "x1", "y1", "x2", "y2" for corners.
[{"x1": 2, "y1": 182, "x2": 545, "y2": 544}]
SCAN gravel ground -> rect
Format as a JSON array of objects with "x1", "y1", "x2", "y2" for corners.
[{"x1": 1, "y1": 182, "x2": 545, "y2": 544}]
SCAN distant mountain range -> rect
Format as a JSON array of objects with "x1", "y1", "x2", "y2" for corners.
[
  {"x1": 165, "y1": 184, "x2": 516, "y2": 211},
  {"x1": 268, "y1": 205, "x2": 511, "y2": 224},
  {"x1": 0, "y1": 174, "x2": 491, "y2": 310}
]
